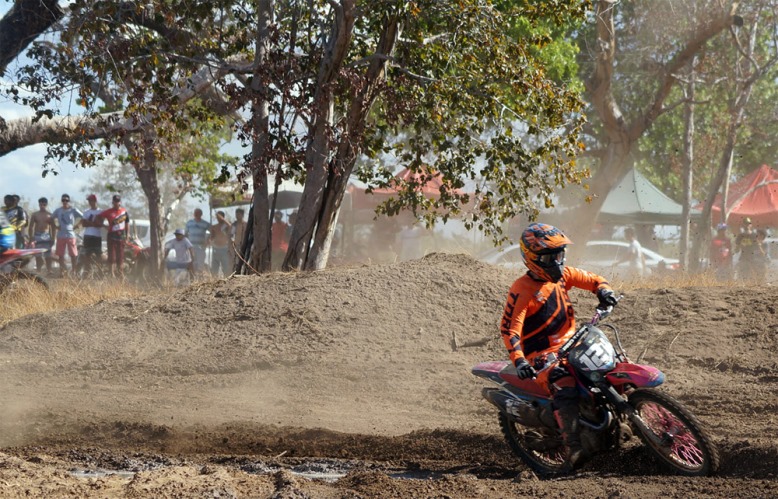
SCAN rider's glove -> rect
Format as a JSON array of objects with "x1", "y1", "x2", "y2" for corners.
[
  {"x1": 515, "y1": 358, "x2": 537, "y2": 380},
  {"x1": 597, "y1": 288, "x2": 618, "y2": 308}
]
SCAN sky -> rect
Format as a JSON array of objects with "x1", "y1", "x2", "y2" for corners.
[
  {"x1": 0, "y1": 1, "x2": 221, "y2": 219},
  {"x1": 1, "y1": 109, "x2": 96, "y2": 210},
  {"x1": 0, "y1": 3, "x2": 94, "y2": 210}
]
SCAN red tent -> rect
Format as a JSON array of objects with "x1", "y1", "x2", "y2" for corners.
[
  {"x1": 710, "y1": 165, "x2": 778, "y2": 228},
  {"x1": 347, "y1": 167, "x2": 465, "y2": 211}
]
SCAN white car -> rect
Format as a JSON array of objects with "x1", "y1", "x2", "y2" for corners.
[{"x1": 479, "y1": 240, "x2": 680, "y2": 277}]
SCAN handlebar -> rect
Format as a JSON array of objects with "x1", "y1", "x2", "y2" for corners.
[
  {"x1": 557, "y1": 294, "x2": 622, "y2": 359},
  {"x1": 528, "y1": 295, "x2": 623, "y2": 376}
]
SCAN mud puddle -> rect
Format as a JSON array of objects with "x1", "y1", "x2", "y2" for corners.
[{"x1": 70, "y1": 457, "x2": 455, "y2": 483}]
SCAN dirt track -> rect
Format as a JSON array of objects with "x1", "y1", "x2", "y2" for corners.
[{"x1": 0, "y1": 253, "x2": 776, "y2": 497}]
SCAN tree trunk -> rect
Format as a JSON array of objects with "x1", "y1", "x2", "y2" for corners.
[
  {"x1": 305, "y1": 15, "x2": 401, "y2": 271},
  {"x1": 284, "y1": 1, "x2": 356, "y2": 271},
  {"x1": 680, "y1": 60, "x2": 695, "y2": 270},
  {"x1": 566, "y1": 142, "x2": 633, "y2": 244},
  {"x1": 134, "y1": 139, "x2": 163, "y2": 278},
  {"x1": 246, "y1": 0, "x2": 274, "y2": 273},
  {"x1": 693, "y1": 15, "x2": 768, "y2": 270},
  {"x1": 571, "y1": 1, "x2": 739, "y2": 245}
]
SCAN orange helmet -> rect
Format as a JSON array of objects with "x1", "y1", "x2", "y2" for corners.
[{"x1": 519, "y1": 223, "x2": 572, "y2": 282}]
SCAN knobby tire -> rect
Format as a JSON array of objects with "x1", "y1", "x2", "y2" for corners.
[
  {"x1": 628, "y1": 388, "x2": 719, "y2": 476},
  {"x1": 498, "y1": 411, "x2": 566, "y2": 477}
]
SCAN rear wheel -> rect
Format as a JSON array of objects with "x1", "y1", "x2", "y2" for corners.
[
  {"x1": 498, "y1": 411, "x2": 566, "y2": 476},
  {"x1": 628, "y1": 388, "x2": 719, "y2": 476}
]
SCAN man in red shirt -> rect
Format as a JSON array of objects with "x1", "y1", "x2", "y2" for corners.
[
  {"x1": 710, "y1": 223, "x2": 733, "y2": 281},
  {"x1": 271, "y1": 211, "x2": 289, "y2": 270},
  {"x1": 98, "y1": 195, "x2": 130, "y2": 278}
]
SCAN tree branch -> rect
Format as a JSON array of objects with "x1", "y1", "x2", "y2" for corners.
[
  {"x1": 0, "y1": 55, "x2": 250, "y2": 157},
  {"x1": 0, "y1": 0, "x2": 63, "y2": 76},
  {"x1": 629, "y1": 2, "x2": 740, "y2": 140}
]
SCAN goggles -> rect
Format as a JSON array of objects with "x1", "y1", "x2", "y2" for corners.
[{"x1": 536, "y1": 249, "x2": 565, "y2": 265}]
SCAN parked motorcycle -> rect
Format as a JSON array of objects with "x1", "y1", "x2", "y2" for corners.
[
  {"x1": 0, "y1": 248, "x2": 49, "y2": 293},
  {"x1": 472, "y1": 303, "x2": 719, "y2": 476},
  {"x1": 74, "y1": 236, "x2": 152, "y2": 282}
]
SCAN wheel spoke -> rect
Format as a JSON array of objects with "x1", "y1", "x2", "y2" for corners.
[{"x1": 638, "y1": 401, "x2": 705, "y2": 469}]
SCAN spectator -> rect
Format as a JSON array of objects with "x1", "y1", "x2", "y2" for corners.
[
  {"x1": 165, "y1": 228, "x2": 195, "y2": 284},
  {"x1": 0, "y1": 208, "x2": 15, "y2": 255},
  {"x1": 285, "y1": 210, "x2": 297, "y2": 242},
  {"x1": 185, "y1": 208, "x2": 210, "y2": 275},
  {"x1": 210, "y1": 210, "x2": 232, "y2": 277},
  {"x1": 271, "y1": 211, "x2": 289, "y2": 270},
  {"x1": 80, "y1": 194, "x2": 104, "y2": 275},
  {"x1": 230, "y1": 208, "x2": 248, "y2": 270},
  {"x1": 28, "y1": 197, "x2": 55, "y2": 273},
  {"x1": 52, "y1": 194, "x2": 83, "y2": 277},
  {"x1": 98, "y1": 194, "x2": 130, "y2": 279},
  {"x1": 617, "y1": 227, "x2": 646, "y2": 277},
  {"x1": 4, "y1": 194, "x2": 28, "y2": 249},
  {"x1": 636, "y1": 224, "x2": 660, "y2": 253},
  {"x1": 735, "y1": 217, "x2": 759, "y2": 280},
  {"x1": 754, "y1": 228, "x2": 769, "y2": 284},
  {"x1": 709, "y1": 223, "x2": 733, "y2": 281}
]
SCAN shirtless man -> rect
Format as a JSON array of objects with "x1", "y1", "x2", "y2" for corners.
[
  {"x1": 28, "y1": 197, "x2": 55, "y2": 273},
  {"x1": 209, "y1": 210, "x2": 232, "y2": 277}
]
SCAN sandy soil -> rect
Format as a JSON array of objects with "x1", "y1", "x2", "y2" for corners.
[{"x1": 0, "y1": 253, "x2": 776, "y2": 497}]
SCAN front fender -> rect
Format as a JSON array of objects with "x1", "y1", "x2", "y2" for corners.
[{"x1": 605, "y1": 362, "x2": 665, "y2": 388}]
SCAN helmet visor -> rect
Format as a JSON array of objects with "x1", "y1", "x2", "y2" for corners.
[{"x1": 536, "y1": 249, "x2": 565, "y2": 266}]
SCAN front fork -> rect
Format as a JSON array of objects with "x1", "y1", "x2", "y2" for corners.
[{"x1": 601, "y1": 384, "x2": 665, "y2": 448}]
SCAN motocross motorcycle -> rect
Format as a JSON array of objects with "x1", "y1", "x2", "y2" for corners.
[
  {"x1": 472, "y1": 303, "x2": 719, "y2": 476},
  {"x1": 75, "y1": 236, "x2": 151, "y2": 282},
  {"x1": 0, "y1": 248, "x2": 49, "y2": 293}
]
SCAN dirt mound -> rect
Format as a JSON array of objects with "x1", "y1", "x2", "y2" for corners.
[{"x1": 0, "y1": 253, "x2": 777, "y2": 497}]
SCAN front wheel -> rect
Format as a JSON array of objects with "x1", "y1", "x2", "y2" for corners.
[
  {"x1": 498, "y1": 411, "x2": 566, "y2": 476},
  {"x1": 628, "y1": 388, "x2": 719, "y2": 476}
]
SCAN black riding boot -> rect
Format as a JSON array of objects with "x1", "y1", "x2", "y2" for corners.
[
  {"x1": 553, "y1": 387, "x2": 586, "y2": 469},
  {"x1": 554, "y1": 407, "x2": 585, "y2": 468}
]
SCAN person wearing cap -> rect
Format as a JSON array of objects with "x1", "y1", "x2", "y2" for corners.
[
  {"x1": 164, "y1": 228, "x2": 195, "y2": 284},
  {"x1": 735, "y1": 217, "x2": 758, "y2": 280},
  {"x1": 4, "y1": 194, "x2": 28, "y2": 249},
  {"x1": 52, "y1": 194, "x2": 84, "y2": 277},
  {"x1": 79, "y1": 194, "x2": 104, "y2": 276},
  {"x1": 28, "y1": 197, "x2": 55, "y2": 273},
  {"x1": 710, "y1": 223, "x2": 733, "y2": 281},
  {"x1": 97, "y1": 194, "x2": 130, "y2": 279}
]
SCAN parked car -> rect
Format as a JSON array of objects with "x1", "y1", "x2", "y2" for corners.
[{"x1": 479, "y1": 240, "x2": 680, "y2": 277}]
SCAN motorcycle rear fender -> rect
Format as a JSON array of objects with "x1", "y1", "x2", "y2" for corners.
[
  {"x1": 605, "y1": 362, "x2": 665, "y2": 388},
  {"x1": 0, "y1": 248, "x2": 48, "y2": 268},
  {"x1": 472, "y1": 361, "x2": 551, "y2": 399}
]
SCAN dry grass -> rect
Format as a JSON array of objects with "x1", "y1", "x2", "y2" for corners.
[
  {"x1": 0, "y1": 278, "x2": 149, "y2": 327},
  {"x1": 611, "y1": 270, "x2": 773, "y2": 291}
]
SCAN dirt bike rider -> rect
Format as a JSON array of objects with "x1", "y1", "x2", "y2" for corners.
[
  {"x1": 500, "y1": 222, "x2": 618, "y2": 469},
  {"x1": 0, "y1": 209, "x2": 16, "y2": 256}
]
